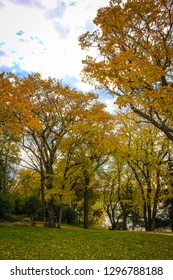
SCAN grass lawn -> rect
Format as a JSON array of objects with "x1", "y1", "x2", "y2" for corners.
[{"x1": 0, "y1": 224, "x2": 172, "y2": 260}]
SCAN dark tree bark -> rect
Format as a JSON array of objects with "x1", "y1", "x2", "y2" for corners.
[
  {"x1": 40, "y1": 168, "x2": 47, "y2": 226},
  {"x1": 84, "y1": 186, "x2": 89, "y2": 229},
  {"x1": 83, "y1": 170, "x2": 90, "y2": 229},
  {"x1": 47, "y1": 199, "x2": 55, "y2": 227},
  {"x1": 58, "y1": 205, "x2": 63, "y2": 228}
]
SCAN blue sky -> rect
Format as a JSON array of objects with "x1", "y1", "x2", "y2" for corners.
[{"x1": 0, "y1": 0, "x2": 115, "y2": 112}]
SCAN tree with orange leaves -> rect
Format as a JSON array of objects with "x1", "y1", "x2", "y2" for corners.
[
  {"x1": 79, "y1": 0, "x2": 173, "y2": 142},
  {"x1": 14, "y1": 73, "x2": 114, "y2": 228}
]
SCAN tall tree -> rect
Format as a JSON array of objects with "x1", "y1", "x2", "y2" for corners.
[
  {"x1": 115, "y1": 111, "x2": 172, "y2": 231},
  {"x1": 16, "y1": 73, "x2": 114, "y2": 227},
  {"x1": 19, "y1": 74, "x2": 95, "y2": 227},
  {"x1": 0, "y1": 123, "x2": 19, "y2": 193},
  {"x1": 13, "y1": 169, "x2": 40, "y2": 199},
  {"x1": 0, "y1": 73, "x2": 24, "y2": 192},
  {"x1": 47, "y1": 100, "x2": 115, "y2": 228},
  {"x1": 100, "y1": 143, "x2": 140, "y2": 230},
  {"x1": 79, "y1": 0, "x2": 173, "y2": 142},
  {"x1": 72, "y1": 105, "x2": 114, "y2": 229},
  {"x1": 0, "y1": 72, "x2": 37, "y2": 133}
]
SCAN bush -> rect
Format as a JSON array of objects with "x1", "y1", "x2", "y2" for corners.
[
  {"x1": 53, "y1": 204, "x2": 79, "y2": 225},
  {"x1": 0, "y1": 193, "x2": 15, "y2": 219},
  {"x1": 24, "y1": 196, "x2": 42, "y2": 218},
  {"x1": 12, "y1": 194, "x2": 25, "y2": 215},
  {"x1": 64, "y1": 206, "x2": 78, "y2": 225}
]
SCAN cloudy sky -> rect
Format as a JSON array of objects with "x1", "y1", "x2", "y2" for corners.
[{"x1": 0, "y1": 0, "x2": 115, "y2": 111}]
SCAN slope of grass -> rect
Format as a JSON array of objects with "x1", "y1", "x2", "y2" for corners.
[{"x1": 0, "y1": 225, "x2": 172, "y2": 260}]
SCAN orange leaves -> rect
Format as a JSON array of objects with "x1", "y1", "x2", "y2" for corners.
[
  {"x1": 2, "y1": 73, "x2": 115, "y2": 212},
  {"x1": 79, "y1": 0, "x2": 173, "y2": 142}
]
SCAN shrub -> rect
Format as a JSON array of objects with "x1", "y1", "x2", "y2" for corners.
[
  {"x1": 53, "y1": 204, "x2": 79, "y2": 225},
  {"x1": 24, "y1": 196, "x2": 42, "y2": 218},
  {"x1": 64, "y1": 206, "x2": 78, "y2": 225},
  {"x1": 0, "y1": 193, "x2": 15, "y2": 219}
]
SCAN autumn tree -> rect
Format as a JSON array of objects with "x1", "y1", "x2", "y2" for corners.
[
  {"x1": 0, "y1": 72, "x2": 20, "y2": 131},
  {"x1": 79, "y1": 0, "x2": 173, "y2": 142},
  {"x1": 0, "y1": 123, "x2": 20, "y2": 193},
  {"x1": 47, "y1": 99, "x2": 115, "y2": 228},
  {"x1": 0, "y1": 72, "x2": 115, "y2": 227},
  {"x1": 0, "y1": 72, "x2": 37, "y2": 133},
  {"x1": 100, "y1": 140, "x2": 141, "y2": 230},
  {"x1": 18, "y1": 74, "x2": 93, "y2": 227},
  {"x1": 115, "y1": 111, "x2": 172, "y2": 231},
  {"x1": 0, "y1": 72, "x2": 42, "y2": 193},
  {"x1": 70, "y1": 105, "x2": 114, "y2": 229},
  {"x1": 11, "y1": 73, "x2": 114, "y2": 228},
  {"x1": 13, "y1": 169, "x2": 41, "y2": 199}
]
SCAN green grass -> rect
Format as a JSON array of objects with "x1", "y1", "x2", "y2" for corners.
[{"x1": 0, "y1": 225, "x2": 172, "y2": 260}]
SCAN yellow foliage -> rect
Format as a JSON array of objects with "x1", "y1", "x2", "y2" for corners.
[{"x1": 79, "y1": 0, "x2": 173, "y2": 141}]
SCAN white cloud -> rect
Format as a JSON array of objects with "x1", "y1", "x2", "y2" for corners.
[
  {"x1": 8, "y1": 0, "x2": 44, "y2": 9},
  {"x1": 0, "y1": 0, "x2": 110, "y2": 92},
  {"x1": 104, "y1": 98, "x2": 117, "y2": 114}
]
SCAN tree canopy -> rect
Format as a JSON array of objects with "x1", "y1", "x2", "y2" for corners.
[
  {"x1": 1, "y1": 0, "x2": 173, "y2": 230},
  {"x1": 79, "y1": 0, "x2": 173, "y2": 142}
]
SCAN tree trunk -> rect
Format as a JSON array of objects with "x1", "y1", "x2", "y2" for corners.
[
  {"x1": 47, "y1": 199, "x2": 55, "y2": 227},
  {"x1": 83, "y1": 170, "x2": 90, "y2": 229},
  {"x1": 46, "y1": 168, "x2": 56, "y2": 228},
  {"x1": 122, "y1": 213, "x2": 128, "y2": 230},
  {"x1": 58, "y1": 205, "x2": 63, "y2": 228},
  {"x1": 147, "y1": 207, "x2": 153, "y2": 231},
  {"x1": 143, "y1": 203, "x2": 149, "y2": 231},
  {"x1": 111, "y1": 222, "x2": 117, "y2": 230},
  {"x1": 40, "y1": 170, "x2": 46, "y2": 225},
  {"x1": 151, "y1": 170, "x2": 162, "y2": 231},
  {"x1": 84, "y1": 186, "x2": 89, "y2": 229}
]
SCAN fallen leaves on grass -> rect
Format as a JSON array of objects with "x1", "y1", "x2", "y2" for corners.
[{"x1": 0, "y1": 226, "x2": 172, "y2": 260}]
